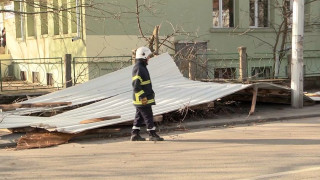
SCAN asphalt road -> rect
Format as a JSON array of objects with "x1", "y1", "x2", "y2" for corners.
[{"x1": 0, "y1": 117, "x2": 320, "y2": 180}]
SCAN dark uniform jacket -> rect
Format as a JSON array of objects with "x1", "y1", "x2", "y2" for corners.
[{"x1": 132, "y1": 59, "x2": 155, "y2": 107}]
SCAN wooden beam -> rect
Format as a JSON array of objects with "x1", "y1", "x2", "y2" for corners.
[
  {"x1": 249, "y1": 85, "x2": 258, "y2": 115},
  {"x1": 80, "y1": 116, "x2": 121, "y2": 124}
]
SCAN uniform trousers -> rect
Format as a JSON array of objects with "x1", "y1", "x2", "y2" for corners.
[{"x1": 133, "y1": 106, "x2": 155, "y2": 131}]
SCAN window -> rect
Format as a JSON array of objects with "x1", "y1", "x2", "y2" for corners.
[
  {"x1": 47, "y1": 73, "x2": 53, "y2": 86},
  {"x1": 249, "y1": 0, "x2": 269, "y2": 27},
  {"x1": 212, "y1": 0, "x2": 234, "y2": 28},
  {"x1": 40, "y1": 0, "x2": 48, "y2": 35},
  {"x1": 26, "y1": 0, "x2": 35, "y2": 37},
  {"x1": 32, "y1": 71, "x2": 40, "y2": 83},
  {"x1": 71, "y1": 0, "x2": 77, "y2": 33},
  {"x1": 20, "y1": 71, "x2": 27, "y2": 81},
  {"x1": 251, "y1": 67, "x2": 271, "y2": 79},
  {"x1": 62, "y1": 0, "x2": 68, "y2": 34},
  {"x1": 53, "y1": 0, "x2": 59, "y2": 35},
  {"x1": 284, "y1": 0, "x2": 293, "y2": 28},
  {"x1": 214, "y1": 68, "x2": 236, "y2": 79},
  {"x1": 14, "y1": 1, "x2": 22, "y2": 38}
]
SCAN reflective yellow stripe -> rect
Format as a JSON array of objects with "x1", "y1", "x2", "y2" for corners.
[
  {"x1": 132, "y1": 75, "x2": 151, "y2": 85},
  {"x1": 134, "y1": 90, "x2": 144, "y2": 103},
  {"x1": 132, "y1": 75, "x2": 143, "y2": 82},
  {"x1": 141, "y1": 80, "x2": 151, "y2": 85},
  {"x1": 133, "y1": 99, "x2": 155, "y2": 105}
]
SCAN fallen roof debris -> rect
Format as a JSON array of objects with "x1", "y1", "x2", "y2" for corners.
[
  {"x1": 0, "y1": 53, "x2": 294, "y2": 134},
  {"x1": 305, "y1": 91, "x2": 320, "y2": 101}
]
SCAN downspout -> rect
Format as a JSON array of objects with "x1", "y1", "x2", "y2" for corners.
[
  {"x1": 72, "y1": 0, "x2": 81, "y2": 41},
  {"x1": 20, "y1": 1, "x2": 24, "y2": 41}
]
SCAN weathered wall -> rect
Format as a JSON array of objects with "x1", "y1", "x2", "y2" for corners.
[
  {"x1": 85, "y1": 0, "x2": 320, "y2": 56},
  {"x1": 3, "y1": 0, "x2": 87, "y2": 59}
]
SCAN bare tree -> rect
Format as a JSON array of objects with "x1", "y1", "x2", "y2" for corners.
[{"x1": 240, "y1": 0, "x2": 320, "y2": 78}]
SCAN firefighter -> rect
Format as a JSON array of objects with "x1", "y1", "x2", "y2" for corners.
[{"x1": 130, "y1": 46, "x2": 164, "y2": 141}]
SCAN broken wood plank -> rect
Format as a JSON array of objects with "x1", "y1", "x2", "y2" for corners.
[
  {"x1": 80, "y1": 116, "x2": 121, "y2": 124},
  {"x1": 249, "y1": 85, "x2": 258, "y2": 115},
  {"x1": 0, "y1": 102, "x2": 72, "y2": 111},
  {"x1": 16, "y1": 132, "x2": 76, "y2": 150}
]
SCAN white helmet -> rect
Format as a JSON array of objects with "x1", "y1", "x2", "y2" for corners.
[{"x1": 135, "y1": 46, "x2": 152, "y2": 59}]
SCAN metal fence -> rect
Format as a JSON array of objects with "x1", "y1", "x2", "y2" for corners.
[
  {"x1": 1, "y1": 51, "x2": 318, "y2": 92},
  {"x1": 0, "y1": 58, "x2": 64, "y2": 92},
  {"x1": 195, "y1": 50, "x2": 320, "y2": 80},
  {"x1": 304, "y1": 50, "x2": 320, "y2": 76},
  {"x1": 72, "y1": 56, "x2": 132, "y2": 85}
]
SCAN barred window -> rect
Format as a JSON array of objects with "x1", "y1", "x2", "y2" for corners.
[
  {"x1": 214, "y1": 68, "x2": 236, "y2": 79},
  {"x1": 250, "y1": 0, "x2": 269, "y2": 27},
  {"x1": 212, "y1": 0, "x2": 234, "y2": 28}
]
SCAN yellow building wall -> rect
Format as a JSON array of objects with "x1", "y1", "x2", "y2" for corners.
[
  {"x1": 1, "y1": 0, "x2": 87, "y2": 87},
  {"x1": 4, "y1": 0, "x2": 87, "y2": 59}
]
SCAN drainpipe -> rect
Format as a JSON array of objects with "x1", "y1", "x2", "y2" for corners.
[
  {"x1": 72, "y1": 0, "x2": 81, "y2": 42},
  {"x1": 274, "y1": 50, "x2": 280, "y2": 78},
  {"x1": 20, "y1": 1, "x2": 24, "y2": 41}
]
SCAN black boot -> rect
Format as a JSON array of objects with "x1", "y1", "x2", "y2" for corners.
[
  {"x1": 148, "y1": 130, "x2": 164, "y2": 141},
  {"x1": 130, "y1": 129, "x2": 146, "y2": 141}
]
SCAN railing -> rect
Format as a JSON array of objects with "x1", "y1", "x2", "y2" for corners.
[
  {"x1": 1, "y1": 52, "x2": 318, "y2": 92},
  {"x1": 196, "y1": 50, "x2": 320, "y2": 80},
  {"x1": 72, "y1": 56, "x2": 132, "y2": 84},
  {"x1": 0, "y1": 58, "x2": 64, "y2": 92},
  {"x1": 304, "y1": 50, "x2": 320, "y2": 77},
  {"x1": 202, "y1": 53, "x2": 239, "y2": 79}
]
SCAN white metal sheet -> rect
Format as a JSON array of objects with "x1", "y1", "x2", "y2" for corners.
[{"x1": 0, "y1": 53, "x2": 291, "y2": 133}]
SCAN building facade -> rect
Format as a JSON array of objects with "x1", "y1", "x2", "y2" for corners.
[{"x1": 0, "y1": 0, "x2": 319, "y2": 86}]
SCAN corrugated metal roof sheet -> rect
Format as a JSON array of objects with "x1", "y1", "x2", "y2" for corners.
[
  {"x1": 308, "y1": 91, "x2": 320, "y2": 101},
  {"x1": 0, "y1": 53, "x2": 290, "y2": 133}
]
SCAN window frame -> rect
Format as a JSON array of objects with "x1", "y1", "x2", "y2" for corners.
[
  {"x1": 40, "y1": 0, "x2": 48, "y2": 35},
  {"x1": 53, "y1": 0, "x2": 60, "y2": 35},
  {"x1": 212, "y1": 0, "x2": 235, "y2": 28},
  {"x1": 14, "y1": 1, "x2": 23, "y2": 39},
  {"x1": 284, "y1": 0, "x2": 293, "y2": 28},
  {"x1": 249, "y1": 0, "x2": 270, "y2": 28},
  {"x1": 26, "y1": 0, "x2": 35, "y2": 37},
  {"x1": 251, "y1": 66, "x2": 272, "y2": 79},
  {"x1": 214, "y1": 67, "x2": 236, "y2": 79}
]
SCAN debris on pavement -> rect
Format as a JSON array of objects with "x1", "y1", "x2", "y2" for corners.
[{"x1": 0, "y1": 53, "x2": 314, "y2": 149}]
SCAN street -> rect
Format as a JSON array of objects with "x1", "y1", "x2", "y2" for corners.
[{"x1": 0, "y1": 117, "x2": 320, "y2": 180}]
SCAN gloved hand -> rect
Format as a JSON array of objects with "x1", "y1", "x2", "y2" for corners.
[{"x1": 141, "y1": 97, "x2": 148, "y2": 105}]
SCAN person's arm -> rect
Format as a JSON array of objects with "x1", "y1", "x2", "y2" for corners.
[{"x1": 132, "y1": 69, "x2": 147, "y2": 104}]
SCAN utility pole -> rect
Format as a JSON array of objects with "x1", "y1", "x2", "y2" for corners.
[{"x1": 291, "y1": 0, "x2": 304, "y2": 108}]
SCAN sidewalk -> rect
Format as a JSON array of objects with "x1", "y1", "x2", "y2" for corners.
[{"x1": 1, "y1": 103, "x2": 320, "y2": 148}]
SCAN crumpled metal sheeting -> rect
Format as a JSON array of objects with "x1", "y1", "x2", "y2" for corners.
[
  {"x1": 0, "y1": 53, "x2": 290, "y2": 133},
  {"x1": 23, "y1": 53, "x2": 182, "y2": 105},
  {"x1": 24, "y1": 66, "x2": 133, "y2": 104},
  {"x1": 0, "y1": 114, "x2": 50, "y2": 129},
  {"x1": 8, "y1": 53, "x2": 182, "y2": 116}
]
